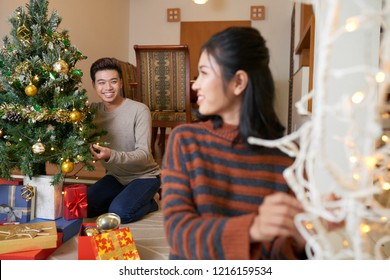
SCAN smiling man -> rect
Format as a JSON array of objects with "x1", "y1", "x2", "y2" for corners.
[{"x1": 87, "y1": 57, "x2": 161, "y2": 223}]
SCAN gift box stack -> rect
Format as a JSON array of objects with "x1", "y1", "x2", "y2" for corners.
[
  {"x1": 0, "y1": 221, "x2": 60, "y2": 260},
  {"x1": 0, "y1": 181, "x2": 89, "y2": 259}
]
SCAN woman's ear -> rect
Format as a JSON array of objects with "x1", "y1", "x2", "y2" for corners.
[{"x1": 233, "y1": 70, "x2": 248, "y2": 96}]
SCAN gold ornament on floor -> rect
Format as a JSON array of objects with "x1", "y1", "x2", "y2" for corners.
[
  {"x1": 69, "y1": 109, "x2": 81, "y2": 122},
  {"x1": 53, "y1": 59, "x2": 69, "y2": 74},
  {"x1": 61, "y1": 159, "x2": 74, "y2": 173},
  {"x1": 32, "y1": 139, "x2": 45, "y2": 154},
  {"x1": 21, "y1": 184, "x2": 35, "y2": 201},
  {"x1": 25, "y1": 83, "x2": 38, "y2": 96}
]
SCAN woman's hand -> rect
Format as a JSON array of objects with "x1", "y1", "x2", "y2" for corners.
[
  {"x1": 249, "y1": 192, "x2": 305, "y2": 250},
  {"x1": 89, "y1": 143, "x2": 111, "y2": 161}
]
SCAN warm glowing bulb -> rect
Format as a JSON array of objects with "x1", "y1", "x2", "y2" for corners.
[
  {"x1": 351, "y1": 91, "x2": 365, "y2": 104},
  {"x1": 382, "y1": 182, "x2": 390, "y2": 191},
  {"x1": 382, "y1": 135, "x2": 389, "y2": 142},
  {"x1": 365, "y1": 156, "x2": 377, "y2": 169},
  {"x1": 192, "y1": 0, "x2": 208, "y2": 4},
  {"x1": 360, "y1": 224, "x2": 371, "y2": 233},
  {"x1": 382, "y1": 112, "x2": 390, "y2": 119},
  {"x1": 375, "y1": 71, "x2": 386, "y2": 83},
  {"x1": 342, "y1": 239, "x2": 349, "y2": 248},
  {"x1": 305, "y1": 223, "x2": 314, "y2": 230},
  {"x1": 349, "y1": 156, "x2": 358, "y2": 163},
  {"x1": 353, "y1": 173, "x2": 360, "y2": 180},
  {"x1": 345, "y1": 17, "x2": 359, "y2": 32}
]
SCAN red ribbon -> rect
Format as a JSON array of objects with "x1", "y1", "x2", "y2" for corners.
[{"x1": 66, "y1": 189, "x2": 87, "y2": 218}]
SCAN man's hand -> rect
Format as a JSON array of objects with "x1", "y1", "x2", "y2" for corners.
[{"x1": 89, "y1": 143, "x2": 111, "y2": 161}]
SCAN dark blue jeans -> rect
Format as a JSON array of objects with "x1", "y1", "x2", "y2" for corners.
[{"x1": 87, "y1": 175, "x2": 160, "y2": 223}]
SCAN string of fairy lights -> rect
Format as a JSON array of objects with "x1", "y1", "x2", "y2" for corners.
[{"x1": 248, "y1": 0, "x2": 390, "y2": 259}]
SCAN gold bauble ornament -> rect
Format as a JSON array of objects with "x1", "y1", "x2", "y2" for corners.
[
  {"x1": 53, "y1": 59, "x2": 69, "y2": 74},
  {"x1": 32, "y1": 140, "x2": 45, "y2": 154},
  {"x1": 69, "y1": 109, "x2": 82, "y2": 122},
  {"x1": 21, "y1": 184, "x2": 35, "y2": 201},
  {"x1": 61, "y1": 160, "x2": 74, "y2": 173},
  {"x1": 25, "y1": 83, "x2": 38, "y2": 97}
]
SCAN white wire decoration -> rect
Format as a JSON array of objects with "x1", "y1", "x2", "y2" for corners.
[{"x1": 248, "y1": 0, "x2": 390, "y2": 259}]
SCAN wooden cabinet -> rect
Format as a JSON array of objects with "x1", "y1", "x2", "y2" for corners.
[{"x1": 288, "y1": 3, "x2": 315, "y2": 133}]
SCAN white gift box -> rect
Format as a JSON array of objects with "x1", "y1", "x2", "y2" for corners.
[{"x1": 23, "y1": 175, "x2": 63, "y2": 220}]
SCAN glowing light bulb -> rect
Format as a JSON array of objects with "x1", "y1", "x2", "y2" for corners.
[
  {"x1": 375, "y1": 71, "x2": 386, "y2": 83},
  {"x1": 193, "y1": 0, "x2": 208, "y2": 4},
  {"x1": 382, "y1": 182, "x2": 390, "y2": 191},
  {"x1": 353, "y1": 173, "x2": 360, "y2": 180},
  {"x1": 342, "y1": 239, "x2": 349, "y2": 248},
  {"x1": 305, "y1": 223, "x2": 314, "y2": 230},
  {"x1": 345, "y1": 17, "x2": 359, "y2": 32},
  {"x1": 382, "y1": 135, "x2": 389, "y2": 142},
  {"x1": 360, "y1": 224, "x2": 371, "y2": 233},
  {"x1": 351, "y1": 91, "x2": 365, "y2": 104},
  {"x1": 365, "y1": 156, "x2": 377, "y2": 169},
  {"x1": 349, "y1": 156, "x2": 358, "y2": 163}
]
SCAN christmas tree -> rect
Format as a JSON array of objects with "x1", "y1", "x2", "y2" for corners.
[{"x1": 0, "y1": 0, "x2": 104, "y2": 184}]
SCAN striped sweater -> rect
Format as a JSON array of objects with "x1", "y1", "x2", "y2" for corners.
[{"x1": 161, "y1": 120, "x2": 303, "y2": 260}]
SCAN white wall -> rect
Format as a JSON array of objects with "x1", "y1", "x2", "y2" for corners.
[
  {"x1": 0, "y1": 0, "x2": 294, "y2": 127},
  {"x1": 0, "y1": 0, "x2": 129, "y2": 103},
  {"x1": 129, "y1": 0, "x2": 294, "y2": 128}
]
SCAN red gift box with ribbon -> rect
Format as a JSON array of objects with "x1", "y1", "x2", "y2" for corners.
[{"x1": 63, "y1": 184, "x2": 88, "y2": 220}]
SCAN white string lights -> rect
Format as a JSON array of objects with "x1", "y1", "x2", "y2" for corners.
[{"x1": 248, "y1": 0, "x2": 390, "y2": 259}]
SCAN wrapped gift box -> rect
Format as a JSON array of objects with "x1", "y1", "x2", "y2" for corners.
[
  {"x1": 0, "y1": 221, "x2": 57, "y2": 254},
  {"x1": 0, "y1": 178, "x2": 23, "y2": 185},
  {"x1": 24, "y1": 175, "x2": 63, "y2": 220},
  {"x1": 63, "y1": 184, "x2": 87, "y2": 220},
  {"x1": 30, "y1": 217, "x2": 82, "y2": 243},
  {"x1": 78, "y1": 223, "x2": 97, "y2": 260},
  {"x1": 91, "y1": 227, "x2": 140, "y2": 260},
  {"x1": 0, "y1": 184, "x2": 36, "y2": 224},
  {"x1": 0, "y1": 232, "x2": 62, "y2": 260}
]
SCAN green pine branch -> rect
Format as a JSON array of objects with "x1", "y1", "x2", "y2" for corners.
[{"x1": 0, "y1": 0, "x2": 105, "y2": 184}]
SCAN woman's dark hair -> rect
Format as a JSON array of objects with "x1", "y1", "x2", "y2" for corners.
[
  {"x1": 90, "y1": 57, "x2": 123, "y2": 83},
  {"x1": 197, "y1": 26, "x2": 285, "y2": 147}
]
